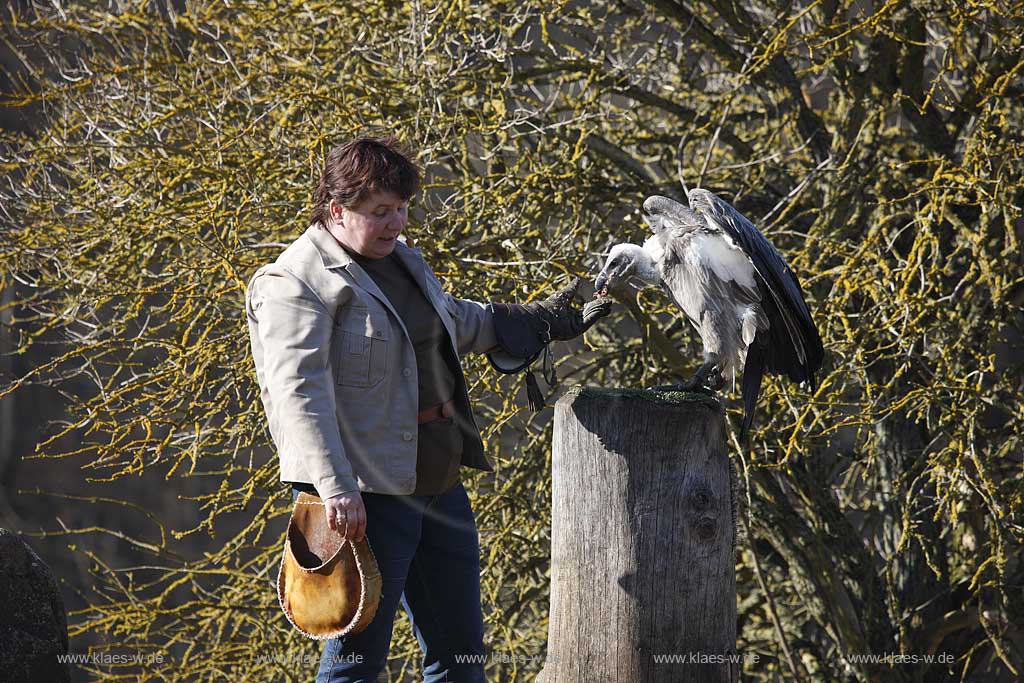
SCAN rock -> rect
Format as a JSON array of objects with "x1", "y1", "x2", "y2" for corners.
[{"x1": 0, "y1": 528, "x2": 71, "y2": 683}]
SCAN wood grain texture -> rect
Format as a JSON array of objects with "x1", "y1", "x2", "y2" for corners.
[{"x1": 538, "y1": 387, "x2": 737, "y2": 683}]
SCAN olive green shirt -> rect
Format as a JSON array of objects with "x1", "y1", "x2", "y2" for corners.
[{"x1": 348, "y1": 249, "x2": 463, "y2": 495}]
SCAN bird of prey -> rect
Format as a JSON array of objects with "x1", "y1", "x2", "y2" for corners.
[{"x1": 594, "y1": 189, "x2": 824, "y2": 437}]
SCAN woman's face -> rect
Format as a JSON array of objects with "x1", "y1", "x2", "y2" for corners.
[{"x1": 328, "y1": 191, "x2": 409, "y2": 259}]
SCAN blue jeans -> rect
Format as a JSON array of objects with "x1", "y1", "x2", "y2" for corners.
[{"x1": 291, "y1": 483, "x2": 486, "y2": 683}]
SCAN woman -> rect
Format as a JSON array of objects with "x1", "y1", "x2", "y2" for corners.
[{"x1": 245, "y1": 137, "x2": 609, "y2": 682}]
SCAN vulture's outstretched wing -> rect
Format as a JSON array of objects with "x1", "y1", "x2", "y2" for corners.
[
  {"x1": 644, "y1": 195, "x2": 763, "y2": 329},
  {"x1": 688, "y1": 189, "x2": 825, "y2": 390},
  {"x1": 643, "y1": 195, "x2": 704, "y2": 237}
]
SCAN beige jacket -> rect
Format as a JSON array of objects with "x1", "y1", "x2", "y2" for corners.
[{"x1": 245, "y1": 225, "x2": 501, "y2": 499}]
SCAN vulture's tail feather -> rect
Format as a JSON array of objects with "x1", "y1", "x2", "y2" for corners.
[{"x1": 740, "y1": 338, "x2": 766, "y2": 441}]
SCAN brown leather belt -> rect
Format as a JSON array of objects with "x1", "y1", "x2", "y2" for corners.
[{"x1": 417, "y1": 399, "x2": 455, "y2": 424}]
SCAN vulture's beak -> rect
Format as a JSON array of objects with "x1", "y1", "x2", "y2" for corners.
[{"x1": 594, "y1": 270, "x2": 609, "y2": 295}]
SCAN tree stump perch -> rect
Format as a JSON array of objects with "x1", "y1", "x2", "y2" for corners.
[{"x1": 538, "y1": 387, "x2": 737, "y2": 683}]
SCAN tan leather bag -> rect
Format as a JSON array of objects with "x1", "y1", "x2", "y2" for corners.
[{"x1": 277, "y1": 492, "x2": 382, "y2": 639}]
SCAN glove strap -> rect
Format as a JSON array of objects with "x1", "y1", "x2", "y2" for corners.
[
  {"x1": 525, "y1": 371, "x2": 545, "y2": 411},
  {"x1": 542, "y1": 344, "x2": 556, "y2": 386},
  {"x1": 524, "y1": 345, "x2": 558, "y2": 412},
  {"x1": 485, "y1": 302, "x2": 559, "y2": 411}
]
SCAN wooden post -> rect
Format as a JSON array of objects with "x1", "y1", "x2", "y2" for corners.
[{"x1": 538, "y1": 388, "x2": 737, "y2": 683}]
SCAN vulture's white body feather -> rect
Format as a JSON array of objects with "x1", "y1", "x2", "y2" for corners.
[{"x1": 644, "y1": 229, "x2": 765, "y2": 385}]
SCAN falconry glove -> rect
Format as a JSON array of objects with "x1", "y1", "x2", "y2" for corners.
[{"x1": 487, "y1": 278, "x2": 611, "y2": 409}]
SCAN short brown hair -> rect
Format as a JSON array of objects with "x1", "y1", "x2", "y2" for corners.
[{"x1": 309, "y1": 137, "x2": 420, "y2": 226}]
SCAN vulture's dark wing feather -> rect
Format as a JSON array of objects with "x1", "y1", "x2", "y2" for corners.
[
  {"x1": 688, "y1": 189, "x2": 825, "y2": 389},
  {"x1": 643, "y1": 195, "x2": 705, "y2": 237}
]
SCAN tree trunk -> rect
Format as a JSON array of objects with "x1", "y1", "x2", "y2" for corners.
[{"x1": 538, "y1": 388, "x2": 737, "y2": 683}]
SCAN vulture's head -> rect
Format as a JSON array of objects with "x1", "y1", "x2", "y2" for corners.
[{"x1": 595, "y1": 243, "x2": 657, "y2": 295}]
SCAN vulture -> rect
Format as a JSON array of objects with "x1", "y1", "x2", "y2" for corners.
[{"x1": 594, "y1": 189, "x2": 824, "y2": 437}]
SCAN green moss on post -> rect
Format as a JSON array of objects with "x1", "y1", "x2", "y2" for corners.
[{"x1": 562, "y1": 385, "x2": 723, "y2": 411}]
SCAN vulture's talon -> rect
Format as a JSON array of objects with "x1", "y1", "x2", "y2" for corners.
[{"x1": 690, "y1": 384, "x2": 719, "y2": 397}]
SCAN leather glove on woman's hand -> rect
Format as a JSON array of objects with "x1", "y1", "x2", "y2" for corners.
[
  {"x1": 521, "y1": 278, "x2": 612, "y2": 341},
  {"x1": 487, "y1": 277, "x2": 612, "y2": 365},
  {"x1": 486, "y1": 277, "x2": 612, "y2": 410}
]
